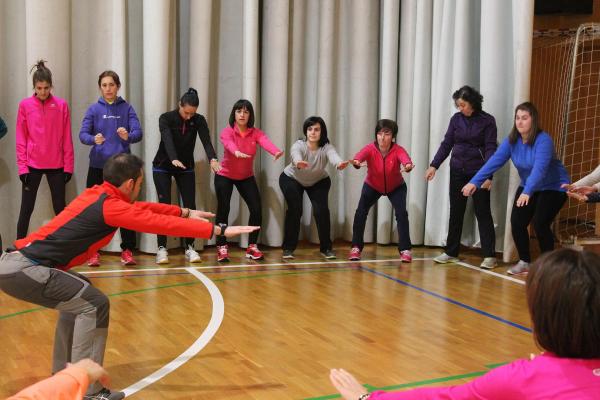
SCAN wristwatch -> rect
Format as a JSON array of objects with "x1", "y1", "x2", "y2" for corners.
[{"x1": 217, "y1": 223, "x2": 228, "y2": 237}]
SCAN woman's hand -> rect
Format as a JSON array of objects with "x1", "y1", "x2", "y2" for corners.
[
  {"x1": 516, "y1": 193, "x2": 530, "y2": 207},
  {"x1": 481, "y1": 179, "x2": 492, "y2": 191},
  {"x1": 94, "y1": 133, "x2": 105, "y2": 145},
  {"x1": 567, "y1": 191, "x2": 588, "y2": 203},
  {"x1": 68, "y1": 359, "x2": 110, "y2": 388},
  {"x1": 569, "y1": 185, "x2": 596, "y2": 195},
  {"x1": 210, "y1": 159, "x2": 221, "y2": 173},
  {"x1": 425, "y1": 166, "x2": 436, "y2": 181},
  {"x1": 274, "y1": 151, "x2": 284, "y2": 161},
  {"x1": 295, "y1": 160, "x2": 309, "y2": 169},
  {"x1": 351, "y1": 159, "x2": 364, "y2": 168},
  {"x1": 172, "y1": 160, "x2": 186, "y2": 169},
  {"x1": 329, "y1": 369, "x2": 369, "y2": 400},
  {"x1": 117, "y1": 127, "x2": 129, "y2": 141},
  {"x1": 337, "y1": 160, "x2": 349, "y2": 170},
  {"x1": 403, "y1": 163, "x2": 414, "y2": 173},
  {"x1": 461, "y1": 183, "x2": 477, "y2": 197},
  {"x1": 215, "y1": 225, "x2": 261, "y2": 237},
  {"x1": 188, "y1": 209, "x2": 216, "y2": 222},
  {"x1": 234, "y1": 150, "x2": 251, "y2": 158}
]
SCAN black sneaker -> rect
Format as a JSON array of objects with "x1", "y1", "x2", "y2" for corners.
[
  {"x1": 84, "y1": 388, "x2": 125, "y2": 400},
  {"x1": 282, "y1": 249, "x2": 294, "y2": 259},
  {"x1": 320, "y1": 249, "x2": 337, "y2": 259}
]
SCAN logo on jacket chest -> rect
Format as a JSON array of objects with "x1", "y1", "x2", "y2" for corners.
[{"x1": 102, "y1": 115, "x2": 121, "y2": 119}]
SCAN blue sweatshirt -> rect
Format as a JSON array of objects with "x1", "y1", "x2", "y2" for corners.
[
  {"x1": 470, "y1": 132, "x2": 569, "y2": 195},
  {"x1": 79, "y1": 96, "x2": 143, "y2": 168}
]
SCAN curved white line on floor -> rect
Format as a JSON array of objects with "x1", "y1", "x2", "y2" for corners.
[{"x1": 120, "y1": 267, "x2": 224, "y2": 397}]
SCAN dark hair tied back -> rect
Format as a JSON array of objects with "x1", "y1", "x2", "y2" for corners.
[
  {"x1": 180, "y1": 87, "x2": 200, "y2": 107},
  {"x1": 452, "y1": 85, "x2": 483, "y2": 112},
  {"x1": 30, "y1": 59, "x2": 53, "y2": 87}
]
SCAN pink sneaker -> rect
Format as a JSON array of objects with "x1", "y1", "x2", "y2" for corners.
[
  {"x1": 400, "y1": 250, "x2": 412, "y2": 263},
  {"x1": 217, "y1": 245, "x2": 229, "y2": 262},
  {"x1": 348, "y1": 246, "x2": 361, "y2": 261},
  {"x1": 87, "y1": 252, "x2": 100, "y2": 267},
  {"x1": 120, "y1": 249, "x2": 136, "y2": 266},
  {"x1": 245, "y1": 244, "x2": 264, "y2": 260}
]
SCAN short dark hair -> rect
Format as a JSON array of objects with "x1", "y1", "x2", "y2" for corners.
[
  {"x1": 509, "y1": 102, "x2": 542, "y2": 145},
  {"x1": 30, "y1": 60, "x2": 52, "y2": 87},
  {"x1": 374, "y1": 119, "x2": 398, "y2": 140},
  {"x1": 103, "y1": 154, "x2": 143, "y2": 186},
  {"x1": 527, "y1": 248, "x2": 600, "y2": 358},
  {"x1": 228, "y1": 99, "x2": 255, "y2": 128},
  {"x1": 302, "y1": 116, "x2": 330, "y2": 147},
  {"x1": 452, "y1": 85, "x2": 483, "y2": 112},
  {"x1": 180, "y1": 87, "x2": 199, "y2": 107},
  {"x1": 98, "y1": 70, "x2": 121, "y2": 88}
]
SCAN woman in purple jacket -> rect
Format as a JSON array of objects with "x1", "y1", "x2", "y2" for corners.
[
  {"x1": 79, "y1": 70, "x2": 143, "y2": 266},
  {"x1": 425, "y1": 86, "x2": 498, "y2": 269}
]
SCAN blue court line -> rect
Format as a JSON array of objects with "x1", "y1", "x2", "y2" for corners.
[{"x1": 360, "y1": 266, "x2": 532, "y2": 333}]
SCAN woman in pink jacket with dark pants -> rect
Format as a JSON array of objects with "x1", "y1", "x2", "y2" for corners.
[
  {"x1": 214, "y1": 99, "x2": 283, "y2": 262},
  {"x1": 349, "y1": 119, "x2": 414, "y2": 262},
  {"x1": 15, "y1": 60, "x2": 74, "y2": 239}
]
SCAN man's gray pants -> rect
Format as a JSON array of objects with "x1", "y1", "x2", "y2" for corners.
[{"x1": 0, "y1": 251, "x2": 109, "y2": 394}]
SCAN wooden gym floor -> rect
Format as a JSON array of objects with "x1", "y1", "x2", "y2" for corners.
[{"x1": 0, "y1": 243, "x2": 534, "y2": 399}]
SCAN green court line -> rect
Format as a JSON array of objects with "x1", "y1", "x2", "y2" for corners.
[
  {"x1": 0, "y1": 267, "x2": 350, "y2": 320},
  {"x1": 303, "y1": 363, "x2": 507, "y2": 400}
]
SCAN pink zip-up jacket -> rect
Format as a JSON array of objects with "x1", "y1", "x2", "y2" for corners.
[
  {"x1": 217, "y1": 124, "x2": 281, "y2": 180},
  {"x1": 367, "y1": 353, "x2": 600, "y2": 399},
  {"x1": 354, "y1": 142, "x2": 413, "y2": 194},
  {"x1": 16, "y1": 94, "x2": 74, "y2": 175}
]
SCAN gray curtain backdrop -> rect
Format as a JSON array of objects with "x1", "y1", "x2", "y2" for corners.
[{"x1": 0, "y1": 0, "x2": 533, "y2": 261}]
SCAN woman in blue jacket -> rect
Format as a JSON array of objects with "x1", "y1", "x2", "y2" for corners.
[
  {"x1": 462, "y1": 102, "x2": 569, "y2": 275},
  {"x1": 79, "y1": 70, "x2": 143, "y2": 266},
  {"x1": 425, "y1": 86, "x2": 498, "y2": 269}
]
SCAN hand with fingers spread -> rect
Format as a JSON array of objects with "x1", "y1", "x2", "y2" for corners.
[
  {"x1": 565, "y1": 184, "x2": 596, "y2": 195},
  {"x1": 188, "y1": 209, "x2": 216, "y2": 222},
  {"x1": 567, "y1": 191, "x2": 589, "y2": 203},
  {"x1": 215, "y1": 225, "x2": 260, "y2": 237},
  {"x1": 516, "y1": 193, "x2": 530, "y2": 207},
  {"x1": 234, "y1": 150, "x2": 251, "y2": 158},
  {"x1": 329, "y1": 369, "x2": 369, "y2": 400}
]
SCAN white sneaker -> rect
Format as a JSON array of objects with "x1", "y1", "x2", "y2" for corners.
[
  {"x1": 507, "y1": 260, "x2": 529, "y2": 275},
  {"x1": 433, "y1": 253, "x2": 459, "y2": 264},
  {"x1": 156, "y1": 246, "x2": 169, "y2": 264},
  {"x1": 480, "y1": 257, "x2": 498, "y2": 269},
  {"x1": 185, "y1": 245, "x2": 202, "y2": 263}
]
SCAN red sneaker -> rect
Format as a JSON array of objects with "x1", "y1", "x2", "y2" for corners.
[
  {"x1": 245, "y1": 244, "x2": 264, "y2": 260},
  {"x1": 87, "y1": 252, "x2": 100, "y2": 267},
  {"x1": 217, "y1": 245, "x2": 230, "y2": 262},
  {"x1": 120, "y1": 249, "x2": 136, "y2": 266},
  {"x1": 348, "y1": 246, "x2": 361, "y2": 261},
  {"x1": 400, "y1": 250, "x2": 412, "y2": 263}
]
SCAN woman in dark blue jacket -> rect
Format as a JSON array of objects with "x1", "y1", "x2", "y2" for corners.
[{"x1": 425, "y1": 86, "x2": 498, "y2": 269}]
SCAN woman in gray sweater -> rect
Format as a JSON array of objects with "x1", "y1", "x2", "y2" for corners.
[{"x1": 279, "y1": 116, "x2": 348, "y2": 259}]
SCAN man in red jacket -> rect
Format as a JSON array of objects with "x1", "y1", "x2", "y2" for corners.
[{"x1": 0, "y1": 153, "x2": 258, "y2": 400}]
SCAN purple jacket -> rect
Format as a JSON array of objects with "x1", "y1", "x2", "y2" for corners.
[{"x1": 430, "y1": 111, "x2": 497, "y2": 175}]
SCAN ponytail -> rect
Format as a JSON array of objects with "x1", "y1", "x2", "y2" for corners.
[
  {"x1": 30, "y1": 60, "x2": 52, "y2": 87},
  {"x1": 180, "y1": 88, "x2": 199, "y2": 107}
]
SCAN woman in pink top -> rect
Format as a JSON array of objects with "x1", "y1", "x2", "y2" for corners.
[
  {"x1": 15, "y1": 60, "x2": 74, "y2": 239},
  {"x1": 215, "y1": 99, "x2": 283, "y2": 261},
  {"x1": 349, "y1": 119, "x2": 414, "y2": 262},
  {"x1": 330, "y1": 248, "x2": 600, "y2": 399}
]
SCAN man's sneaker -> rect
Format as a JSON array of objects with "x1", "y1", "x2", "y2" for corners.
[
  {"x1": 480, "y1": 257, "x2": 498, "y2": 269},
  {"x1": 433, "y1": 253, "x2": 459, "y2": 264},
  {"x1": 246, "y1": 244, "x2": 264, "y2": 260},
  {"x1": 185, "y1": 245, "x2": 202, "y2": 263},
  {"x1": 156, "y1": 246, "x2": 169, "y2": 264},
  {"x1": 400, "y1": 250, "x2": 412, "y2": 263},
  {"x1": 507, "y1": 260, "x2": 529, "y2": 275},
  {"x1": 87, "y1": 252, "x2": 100, "y2": 267},
  {"x1": 282, "y1": 249, "x2": 295, "y2": 259},
  {"x1": 120, "y1": 249, "x2": 136, "y2": 266},
  {"x1": 348, "y1": 246, "x2": 361, "y2": 261},
  {"x1": 84, "y1": 388, "x2": 125, "y2": 400},
  {"x1": 217, "y1": 245, "x2": 229, "y2": 262},
  {"x1": 320, "y1": 249, "x2": 337, "y2": 259}
]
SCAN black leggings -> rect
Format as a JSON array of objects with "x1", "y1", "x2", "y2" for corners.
[
  {"x1": 153, "y1": 170, "x2": 197, "y2": 248},
  {"x1": 17, "y1": 167, "x2": 66, "y2": 239},
  {"x1": 214, "y1": 174, "x2": 261, "y2": 246},
  {"x1": 86, "y1": 167, "x2": 136, "y2": 250},
  {"x1": 510, "y1": 187, "x2": 567, "y2": 262}
]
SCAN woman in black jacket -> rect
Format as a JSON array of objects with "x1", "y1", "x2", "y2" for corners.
[{"x1": 152, "y1": 88, "x2": 220, "y2": 264}]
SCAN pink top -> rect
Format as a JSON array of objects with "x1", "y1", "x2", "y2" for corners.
[
  {"x1": 217, "y1": 124, "x2": 281, "y2": 180},
  {"x1": 369, "y1": 353, "x2": 600, "y2": 399},
  {"x1": 16, "y1": 94, "x2": 74, "y2": 175},
  {"x1": 7, "y1": 365, "x2": 89, "y2": 399},
  {"x1": 354, "y1": 142, "x2": 413, "y2": 194}
]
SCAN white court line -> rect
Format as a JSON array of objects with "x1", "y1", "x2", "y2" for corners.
[
  {"x1": 454, "y1": 261, "x2": 525, "y2": 285},
  {"x1": 121, "y1": 267, "x2": 224, "y2": 397}
]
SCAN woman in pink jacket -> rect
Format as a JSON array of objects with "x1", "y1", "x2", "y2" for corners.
[
  {"x1": 349, "y1": 119, "x2": 414, "y2": 262},
  {"x1": 329, "y1": 248, "x2": 600, "y2": 399},
  {"x1": 214, "y1": 99, "x2": 283, "y2": 262},
  {"x1": 15, "y1": 60, "x2": 74, "y2": 239}
]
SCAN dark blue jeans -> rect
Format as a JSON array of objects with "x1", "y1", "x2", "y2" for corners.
[{"x1": 351, "y1": 182, "x2": 411, "y2": 251}]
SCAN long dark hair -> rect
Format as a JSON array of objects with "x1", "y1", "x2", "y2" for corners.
[
  {"x1": 302, "y1": 116, "x2": 329, "y2": 147},
  {"x1": 452, "y1": 85, "x2": 483, "y2": 112},
  {"x1": 228, "y1": 99, "x2": 255, "y2": 128},
  {"x1": 509, "y1": 102, "x2": 542, "y2": 145},
  {"x1": 30, "y1": 60, "x2": 52, "y2": 87}
]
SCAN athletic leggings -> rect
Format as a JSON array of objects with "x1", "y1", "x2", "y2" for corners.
[
  {"x1": 214, "y1": 174, "x2": 261, "y2": 246},
  {"x1": 17, "y1": 167, "x2": 66, "y2": 239},
  {"x1": 86, "y1": 167, "x2": 136, "y2": 250},
  {"x1": 153, "y1": 169, "x2": 197, "y2": 248}
]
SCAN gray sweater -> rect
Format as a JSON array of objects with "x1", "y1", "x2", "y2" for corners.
[{"x1": 283, "y1": 140, "x2": 343, "y2": 186}]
